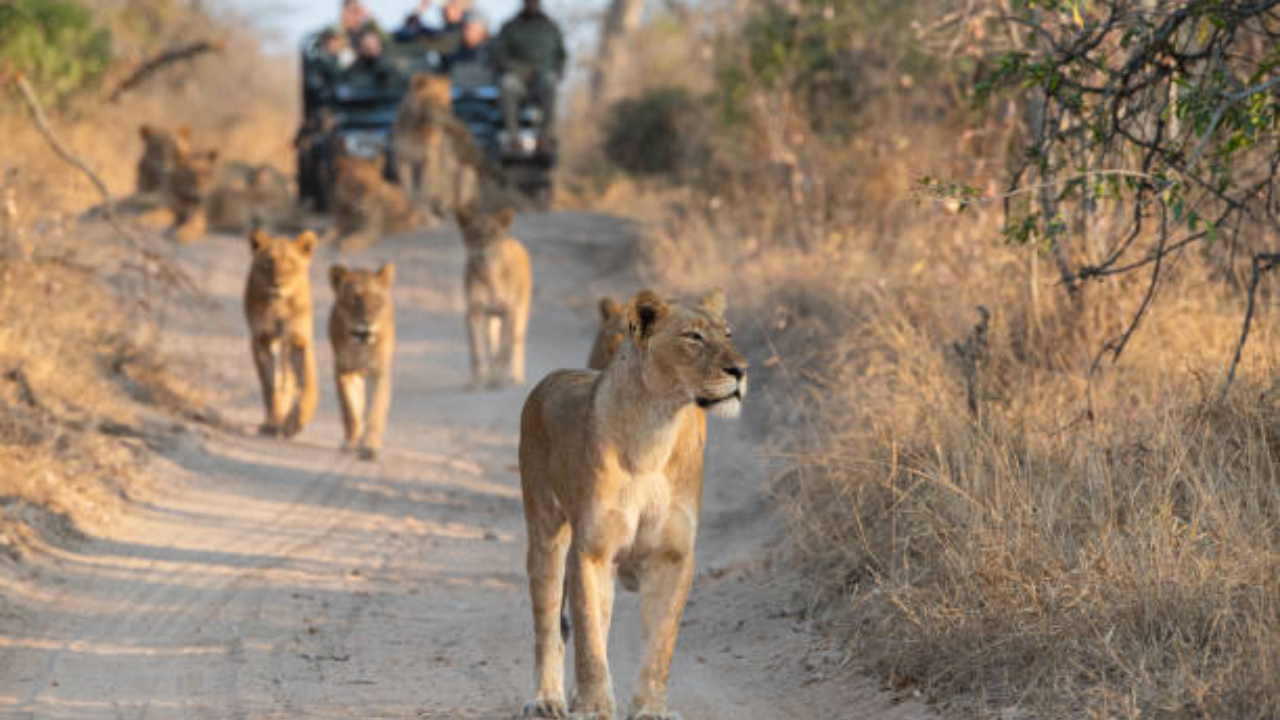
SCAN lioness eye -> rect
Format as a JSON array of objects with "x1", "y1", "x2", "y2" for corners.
[{"x1": 683, "y1": 331, "x2": 704, "y2": 342}]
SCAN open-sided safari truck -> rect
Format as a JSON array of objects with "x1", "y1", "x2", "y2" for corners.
[{"x1": 296, "y1": 31, "x2": 556, "y2": 213}]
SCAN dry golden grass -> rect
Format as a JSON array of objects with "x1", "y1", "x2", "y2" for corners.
[
  {"x1": 0, "y1": 0, "x2": 288, "y2": 557},
  {"x1": 573, "y1": 48, "x2": 1280, "y2": 715}
]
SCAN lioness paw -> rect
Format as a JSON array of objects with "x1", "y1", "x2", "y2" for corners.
[
  {"x1": 358, "y1": 447, "x2": 379, "y2": 462},
  {"x1": 521, "y1": 699, "x2": 568, "y2": 719},
  {"x1": 257, "y1": 423, "x2": 282, "y2": 438}
]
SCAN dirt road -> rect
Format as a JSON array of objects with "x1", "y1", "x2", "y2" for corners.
[{"x1": 0, "y1": 214, "x2": 935, "y2": 719}]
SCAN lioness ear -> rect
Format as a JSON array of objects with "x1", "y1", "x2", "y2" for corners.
[
  {"x1": 495, "y1": 207, "x2": 515, "y2": 229},
  {"x1": 377, "y1": 262, "x2": 396, "y2": 287},
  {"x1": 599, "y1": 297, "x2": 622, "y2": 321},
  {"x1": 329, "y1": 264, "x2": 347, "y2": 291},
  {"x1": 139, "y1": 124, "x2": 154, "y2": 141},
  {"x1": 249, "y1": 229, "x2": 271, "y2": 252},
  {"x1": 701, "y1": 289, "x2": 727, "y2": 317},
  {"x1": 411, "y1": 72, "x2": 430, "y2": 90},
  {"x1": 295, "y1": 230, "x2": 318, "y2": 256},
  {"x1": 628, "y1": 289, "x2": 669, "y2": 343},
  {"x1": 174, "y1": 125, "x2": 192, "y2": 144}
]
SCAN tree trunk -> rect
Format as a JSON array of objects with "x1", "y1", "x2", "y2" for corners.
[{"x1": 590, "y1": 0, "x2": 646, "y2": 105}]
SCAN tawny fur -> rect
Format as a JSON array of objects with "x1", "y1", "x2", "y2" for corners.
[
  {"x1": 143, "y1": 146, "x2": 219, "y2": 243},
  {"x1": 393, "y1": 73, "x2": 453, "y2": 218},
  {"x1": 136, "y1": 124, "x2": 190, "y2": 196},
  {"x1": 518, "y1": 289, "x2": 748, "y2": 720},
  {"x1": 328, "y1": 263, "x2": 397, "y2": 461},
  {"x1": 457, "y1": 205, "x2": 532, "y2": 388},
  {"x1": 207, "y1": 162, "x2": 294, "y2": 234},
  {"x1": 331, "y1": 154, "x2": 419, "y2": 251},
  {"x1": 244, "y1": 230, "x2": 320, "y2": 438},
  {"x1": 587, "y1": 296, "x2": 627, "y2": 371}
]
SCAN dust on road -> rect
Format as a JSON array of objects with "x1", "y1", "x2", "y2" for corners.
[{"x1": 0, "y1": 213, "x2": 936, "y2": 720}]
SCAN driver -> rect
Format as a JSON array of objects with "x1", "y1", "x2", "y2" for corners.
[{"x1": 493, "y1": 0, "x2": 566, "y2": 152}]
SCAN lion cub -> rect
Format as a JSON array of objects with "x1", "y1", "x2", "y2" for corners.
[
  {"x1": 457, "y1": 205, "x2": 532, "y2": 388},
  {"x1": 331, "y1": 154, "x2": 420, "y2": 250},
  {"x1": 137, "y1": 124, "x2": 190, "y2": 197},
  {"x1": 328, "y1": 263, "x2": 396, "y2": 461},
  {"x1": 519, "y1": 289, "x2": 748, "y2": 720},
  {"x1": 586, "y1": 296, "x2": 627, "y2": 370},
  {"x1": 244, "y1": 230, "x2": 319, "y2": 438}
]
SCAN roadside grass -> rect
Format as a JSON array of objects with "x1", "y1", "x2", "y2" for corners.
[{"x1": 0, "y1": 0, "x2": 291, "y2": 557}]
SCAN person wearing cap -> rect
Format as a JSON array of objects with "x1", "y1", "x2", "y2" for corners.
[{"x1": 494, "y1": 0, "x2": 566, "y2": 151}]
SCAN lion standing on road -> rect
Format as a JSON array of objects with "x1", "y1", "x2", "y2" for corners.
[
  {"x1": 328, "y1": 263, "x2": 396, "y2": 461},
  {"x1": 244, "y1": 229, "x2": 319, "y2": 438},
  {"x1": 457, "y1": 204, "x2": 532, "y2": 388},
  {"x1": 518, "y1": 289, "x2": 748, "y2": 720}
]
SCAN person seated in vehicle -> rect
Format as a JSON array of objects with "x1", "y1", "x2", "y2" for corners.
[
  {"x1": 493, "y1": 0, "x2": 566, "y2": 152},
  {"x1": 342, "y1": 28, "x2": 400, "y2": 91},
  {"x1": 394, "y1": 0, "x2": 470, "y2": 54},
  {"x1": 340, "y1": 0, "x2": 382, "y2": 48},
  {"x1": 304, "y1": 28, "x2": 349, "y2": 115},
  {"x1": 442, "y1": 11, "x2": 491, "y2": 72}
]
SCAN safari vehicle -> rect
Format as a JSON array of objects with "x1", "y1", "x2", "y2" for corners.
[
  {"x1": 297, "y1": 32, "x2": 556, "y2": 212},
  {"x1": 448, "y1": 65, "x2": 556, "y2": 210},
  {"x1": 296, "y1": 33, "x2": 438, "y2": 212}
]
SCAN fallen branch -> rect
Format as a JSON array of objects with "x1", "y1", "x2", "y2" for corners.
[
  {"x1": 108, "y1": 39, "x2": 225, "y2": 103},
  {"x1": 8, "y1": 72, "x2": 198, "y2": 295}
]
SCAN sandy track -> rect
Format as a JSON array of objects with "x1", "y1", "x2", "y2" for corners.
[{"x1": 0, "y1": 214, "x2": 936, "y2": 720}]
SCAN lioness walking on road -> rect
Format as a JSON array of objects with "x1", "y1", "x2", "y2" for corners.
[
  {"x1": 518, "y1": 289, "x2": 748, "y2": 720},
  {"x1": 457, "y1": 204, "x2": 532, "y2": 388},
  {"x1": 244, "y1": 230, "x2": 319, "y2": 438},
  {"x1": 328, "y1": 263, "x2": 396, "y2": 461}
]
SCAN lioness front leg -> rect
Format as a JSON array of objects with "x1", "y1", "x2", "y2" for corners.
[
  {"x1": 630, "y1": 550, "x2": 696, "y2": 720},
  {"x1": 523, "y1": 517, "x2": 571, "y2": 718},
  {"x1": 251, "y1": 337, "x2": 279, "y2": 435},
  {"x1": 569, "y1": 540, "x2": 621, "y2": 719},
  {"x1": 361, "y1": 369, "x2": 391, "y2": 461},
  {"x1": 507, "y1": 301, "x2": 529, "y2": 386},
  {"x1": 466, "y1": 308, "x2": 488, "y2": 387},
  {"x1": 284, "y1": 335, "x2": 317, "y2": 438},
  {"x1": 336, "y1": 371, "x2": 365, "y2": 452}
]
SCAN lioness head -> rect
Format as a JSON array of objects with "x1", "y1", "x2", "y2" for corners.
[
  {"x1": 137, "y1": 124, "x2": 191, "y2": 193},
  {"x1": 249, "y1": 229, "x2": 317, "y2": 298},
  {"x1": 330, "y1": 263, "x2": 395, "y2": 345},
  {"x1": 171, "y1": 148, "x2": 220, "y2": 206},
  {"x1": 456, "y1": 205, "x2": 514, "y2": 251},
  {"x1": 626, "y1": 289, "x2": 748, "y2": 418},
  {"x1": 407, "y1": 72, "x2": 452, "y2": 110},
  {"x1": 587, "y1": 297, "x2": 627, "y2": 370}
]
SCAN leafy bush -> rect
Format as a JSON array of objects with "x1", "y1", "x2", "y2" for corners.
[
  {"x1": 602, "y1": 86, "x2": 703, "y2": 176},
  {"x1": 0, "y1": 0, "x2": 112, "y2": 102}
]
